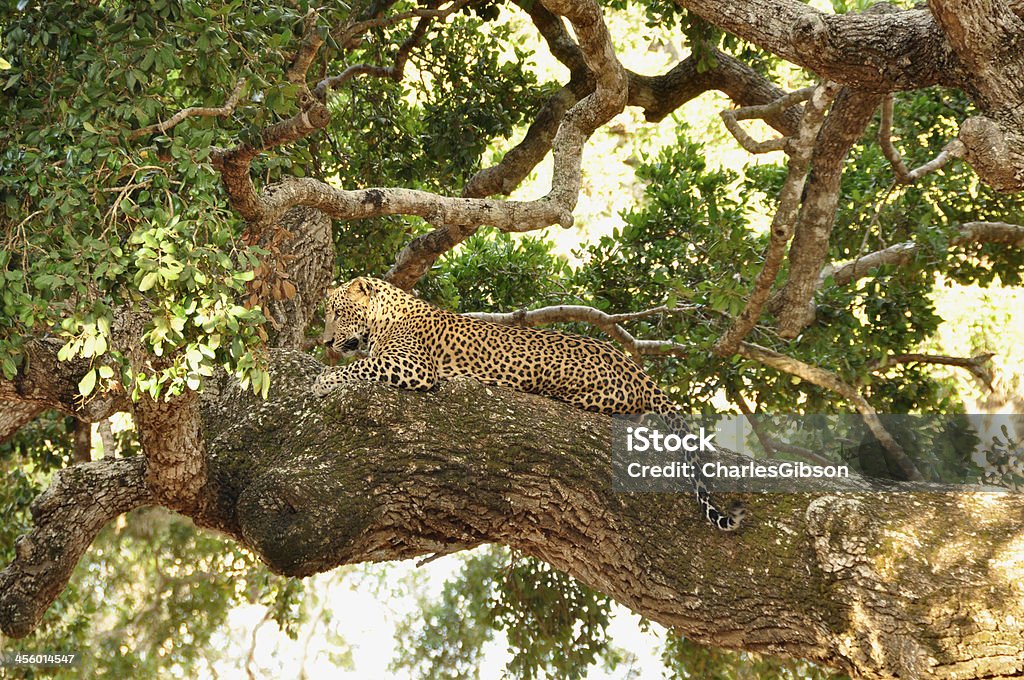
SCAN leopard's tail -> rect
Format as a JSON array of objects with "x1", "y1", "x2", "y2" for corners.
[{"x1": 650, "y1": 395, "x2": 745, "y2": 531}]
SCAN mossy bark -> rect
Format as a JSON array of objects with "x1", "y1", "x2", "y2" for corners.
[
  {"x1": 199, "y1": 350, "x2": 1024, "y2": 680},
  {"x1": 3, "y1": 348, "x2": 1024, "y2": 679}
]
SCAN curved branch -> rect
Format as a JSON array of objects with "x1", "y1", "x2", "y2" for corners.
[
  {"x1": 825, "y1": 221, "x2": 1024, "y2": 288},
  {"x1": 776, "y1": 88, "x2": 883, "y2": 338},
  {"x1": 0, "y1": 456, "x2": 152, "y2": 638},
  {"x1": 674, "y1": 0, "x2": 965, "y2": 91},
  {"x1": 869, "y1": 352, "x2": 995, "y2": 390},
  {"x1": 0, "y1": 339, "x2": 130, "y2": 443},
  {"x1": 926, "y1": 0, "x2": 1024, "y2": 110},
  {"x1": 735, "y1": 341, "x2": 922, "y2": 482},
  {"x1": 720, "y1": 86, "x2": 814, "y2": 154},
  {"x1": 245, "y1": 179, "x2": 575, "y2": 232},
  {"x1": 129, "y1": 80, "x2": 246, "y2": 140},
  {"x1": 394, "y1": 45, "x2": 804, "y2": 291},
  {"x1": 878, "y1": 95, "x2": 966, "y2": 184},
  {"x1": 465, "y1": 303, "x2": 913, "y2": 478},
  {"x1": 314, "y1": 2, "x2": 459, "y2": 96},
  {"x1": 714, "y1": 82, "x2": 840, "y2": 357},
  {"x1": 3, "y1": 350, "x2": 1023, "y2": 679}
]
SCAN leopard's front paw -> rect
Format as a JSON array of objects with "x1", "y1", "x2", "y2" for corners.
[{"x1": 312, "y1": 370, "x2": 338, "y2": 397}]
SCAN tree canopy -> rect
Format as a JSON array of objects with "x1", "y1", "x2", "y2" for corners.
[{"x1": 2, "y1": 0, "x2": 1024, "y2": 678}]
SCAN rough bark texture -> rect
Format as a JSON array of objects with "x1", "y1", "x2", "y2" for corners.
[
  {"x1": 675, "y1": 0, "x2": 964, "y2": 91},
  {"x1": 259, "y1": 206, "x2": 334, "y2": 348},
  {"x1": 715, "y1": 83, "x2": 839, "y2": 356},
  {"x1": 0, "y1": 456, "x2": 152, "y2": 639},
  {"x1": 0, "y1": 339, "x2": 129, "y2": 444},
  {"x1": 776, "y1": 89, "x2": 883, "y2": 337},
  {"x1": 4, "y1": 350, "x2": 1023, "y2": 680}
]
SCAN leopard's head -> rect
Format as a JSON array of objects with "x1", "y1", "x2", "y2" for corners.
[{"x1": 321, "y1": 277, "x2": 376, "y2": 354}]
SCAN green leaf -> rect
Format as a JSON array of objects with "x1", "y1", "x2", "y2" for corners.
[
  {"x1": 98, "y1": 365, "x2": 114, "y2": 379},
  {"x1": 1, "y1": 356, "x2": 16, "y2": 379},
  {"x1": 78, "y1": 369, "x2": 97, "y2": 397},
  {"x1": 139, "y1": 272, "x2": 159, "y2": 292}
]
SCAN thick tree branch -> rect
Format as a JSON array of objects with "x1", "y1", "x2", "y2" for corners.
[
  {"x1": 395, "y1": 45, "x2": 803, "y2": 291},
  {"x1": 0, "y1": 456, "x2": 152, "y2": 638},
  {"x1": 926, "y1": 0, "x2": 1024, "y2": 110},
  {"x1": 673, "y1": 0, "x2": 965, "y2": 92},
  {"x1": 466, "y1": 302, "x2": 915, "y2": 480},
  {"x1": 776, "y1": 89, "x2": 883, "y2": 338},
  {"x1": 0, "y1": 339, "x2": 129, "y2": 443},
  {"x1": 244, "y1": 180, "x2": 577, "y2": 233},
  {"x1": 0, "y1": 402, "x2": 44, "y2": 444},
  {"x1": 3, "y1": 351, "x2": 1022, "y2": 679},
  {"x1": 209, "y1": 92, "x2": 331, "y2": 223},
  {"x1": 134, "y1": 391, "x2": 211, "y2": 515},
  {"x1": 677, "y1": 0, "x2": 1024, "y2": 192},
  {"x1": 287, "y1": 9, "x2": 325, "y2": 85},
  {"x1": 714, "y1": 82, "x2": 840, "y2": 357},
  {"x1": 633, "y1": 50, "x2": 803, "y2": 131},
  {"x1": 255, "y1": 206, "x2": 334, "y2": 349}
]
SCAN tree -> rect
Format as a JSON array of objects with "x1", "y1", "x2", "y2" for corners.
[{"x1": 2, "y1": 1, "x2": 1024, "y2": 678}]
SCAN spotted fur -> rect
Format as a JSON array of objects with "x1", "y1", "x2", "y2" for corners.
[{"x1": 314, "y1": 277, "x2": 745, "y2": 531}]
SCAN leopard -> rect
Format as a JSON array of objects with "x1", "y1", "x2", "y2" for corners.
[{"x1": 313, "y1": 276, "x2": 745, "y2": 531}]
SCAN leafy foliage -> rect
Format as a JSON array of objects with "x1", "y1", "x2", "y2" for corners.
[{"x1": 392, "y1": 547, "x2": 624, "y2": 680}]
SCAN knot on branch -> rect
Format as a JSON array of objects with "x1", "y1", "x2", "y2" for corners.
[
  {"x1": 958, "y1": 115, "x2": 1024, "y2": 192},
  {"x1": 806, "y1": 496, "x2": 876, "y2": 577},
  {"x1": 790, "y1": 13, "x2": 831, "y2": 59}
]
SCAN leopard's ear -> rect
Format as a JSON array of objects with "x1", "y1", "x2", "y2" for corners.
[{"x1": 346, "y1": 277, "x2": 377, "y2": 304}]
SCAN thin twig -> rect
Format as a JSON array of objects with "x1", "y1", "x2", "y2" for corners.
[
  {"x1": 824, "y1": 221, "x2": 1024, "y2": 287},
  {"x1": 714, "y1": 82, "x2": 840, "y2": 357},
  {"x1": 333, "y1": 0, "x2": 469, "y2": 48},
  {"x1": 736, "y1": 341, "x2": 922, "y2": 481},
  {"x1": 869, "y1": 352, "x2": 995, "y2": 391},
  {"x1": 129, "y1": 80, "x2": 246, "y2": 140},
  {"x1": 316, "y1": 0, "x2": 471, "y2": 96},
  {"x1": 719, "y1": 86, "x2": 814, "y2": 154},
  {"x1": 730, "y1": 386, "x2": 836, "y2": 466},
  {"x1": 878, "y1": 95, "x2": 966, "y2": 183}
]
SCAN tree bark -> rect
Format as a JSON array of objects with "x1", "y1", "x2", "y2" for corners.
[{"x1": 4, "y1": 349, "x2": 1022, "y2": 679}]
